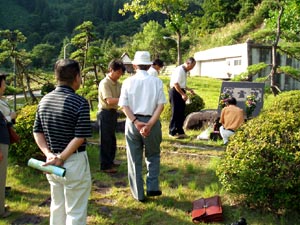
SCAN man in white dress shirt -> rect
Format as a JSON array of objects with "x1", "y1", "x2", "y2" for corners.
[
  {"x1": 119, "y1": 51, "x2": 167, "y2": 202},
  {"x1": 147, "y1": 59, "x2": 164, "y2": 77},
  {"x1": 169, "y1": 57, "x2": 196, "y2": 139}
]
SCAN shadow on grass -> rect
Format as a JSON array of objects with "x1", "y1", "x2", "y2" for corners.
[{"x1": 10, "y1": 213, "x2": 46, "y2": 225}]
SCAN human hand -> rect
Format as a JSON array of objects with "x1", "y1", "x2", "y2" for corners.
[
  {"x1": 10, "y1": 111, "x2": 17, "y2": 120},
  {"x1": 44, "y1": 153, "x2": 64, "y2": 167},
  {"x1": 190, "y1": 89, "x2": 195, "y2": 95},
  {"x1": 181, "y1": 94, "x2": 188, "y2": 101},
  {"x1": 140, "y1": 125, "x2": 151, "y2": 137},
  {"x1": 134, "y1": 120, "x2": 147, "y2": 132}
]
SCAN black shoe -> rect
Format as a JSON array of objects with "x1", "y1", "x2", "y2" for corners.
[
  {"x1": 138, "y1": 198, "x2": 147, "y2": 203},
  {"x1": 146, "y1": 190, "x2": 162, "y2": 197},
  {"x1": 101, "y1": 168, "x2": 117, "y2": 173},
  {"x1": 228, "y1": 218, "x2": 247, "y2": 225}
]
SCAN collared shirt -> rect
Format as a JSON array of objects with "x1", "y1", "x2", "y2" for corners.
[
  {"x1": 0, "y1": 99, "x2": 11, "y2": 144},
  {"x1": 118, "y1": 69, "x2": 166, "y2": 115},
  {"x1": 220, "y1": 105, "x2": 244, "y2": 131},
  {"x1": 0, "y1": 99, "x2": 12, "y2": 122},
  {"x1": 170, "y1": 65, "x2": 187, "y2": 88},
  {"x1": 33, "y1": 85, "x2": 91, "y2": 153},
  {"x1": 98, "y1": 75, "x2": 121, "y2": 110},
  {"x1": 147, "y1": 66, "x2": 158, "y2": 77}
]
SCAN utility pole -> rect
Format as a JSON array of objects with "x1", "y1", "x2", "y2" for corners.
[
  {"x1": 63, "y1": 43, "x2": 72, "y2": 59},
  {"x1": 163, "y1": 36, "x2": 181, "y2": 65}
]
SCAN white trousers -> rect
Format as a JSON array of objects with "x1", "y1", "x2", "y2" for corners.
[
  {"x1": 46, "y1": 151, "x2": 91, "y2": 225},
  {"x1": 219, "y1": 126, "x2": 235, "y2": 144}
]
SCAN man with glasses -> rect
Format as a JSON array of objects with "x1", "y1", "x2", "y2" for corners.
[{"x1": 98, "y1": 59, "x2": 125, "y2": 173}]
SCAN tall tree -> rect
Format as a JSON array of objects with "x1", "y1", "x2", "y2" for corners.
[
  {"x1": 31, "y1": 43, "x2": 55, "y2": 69},
  {"x1": 70, "y1": 21, "x2": 96, "y2": 83},
  {"x1": 0, "y1": 29, "x2": 37, "y2": 105},
  {"x1": 129, "y1": 21, "x2": 167, "y2": 59},
  {"x1": 236, "y1": 0, "x2": 300, "y2": 95},
  {"x1": 201, "y1": 0, "x2": 241, "y2": 31},
  {"x1": 119, "y1": 0, "x2": 202, "y2": 65}
]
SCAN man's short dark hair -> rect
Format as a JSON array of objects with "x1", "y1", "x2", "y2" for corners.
[
  {"x1": 109, "y1": 59, "x2": 126, "y2": 73},
  {"x1": 55, "y1": 59, "x2": 80, "y2": 84},
  {"x1": 186, "y1": 57, "x2": 196, "y2": 64},
  {"x1": 227, "y1": 97, "x2": 237, "y2": 105},
  {"x1": 0, "y1": 73, "x2": 7, "y2": 87},
  {"x1": 153, "y1": 59, "x2": 164, "y2": 68},
  {"x1": 136, "y1": 65, "x2": 151, "y2": 70}
]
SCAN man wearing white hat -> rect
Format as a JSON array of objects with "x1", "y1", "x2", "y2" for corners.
[{"x1": 118, "y1": 51, "x2": 167, "y2": 202}]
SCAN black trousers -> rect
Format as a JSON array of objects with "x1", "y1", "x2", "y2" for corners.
[
  {"x1": 98, "y1": 109, "x2": 118, "y2": 170},
  {"x1": 169, "y1": 87, "x2": 186, "y2": 136}
]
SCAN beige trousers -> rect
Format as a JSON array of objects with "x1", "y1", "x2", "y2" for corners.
[
  {"x1": 0, "y1": 143, "x2": 8, "y2": 216},
  {"x1": 46, "y1": 151, "x2": 91, "y2": 225}
]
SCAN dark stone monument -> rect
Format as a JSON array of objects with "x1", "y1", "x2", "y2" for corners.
[{"x1": 218, "y1": 81, "x2": 265, "y2": 117}]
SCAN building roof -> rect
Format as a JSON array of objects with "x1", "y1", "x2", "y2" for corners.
[
  {"x1": 194, "y1": 43, "x2": 248, "y2": 61},
  {"x1": 120, "y1": 52, "x2": 132, "y2": 64}
]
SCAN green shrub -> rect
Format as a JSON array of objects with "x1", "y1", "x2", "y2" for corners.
[
  {"x1": 185, "y1": 93, "x2": 205, "y2": 117},
  {"x1": 160, "y1": 93, "x2": 205, "y2": 121},
  {"x1": 10, "y1": 104, "x2": 44, "y2": 165},
  {"x1": 263, "y1": 90, "x2": 300, "y2": 113},
  {"x1": 216, "y1": 109, "x2": 300, "y2": 213},
  {"x1": 41, "y1": 82, "x2": 55, "y2": 96}
]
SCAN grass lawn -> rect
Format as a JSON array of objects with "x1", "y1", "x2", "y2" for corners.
[{"x1": 2, "y1": 77, "x2": 299, "y2": 224}]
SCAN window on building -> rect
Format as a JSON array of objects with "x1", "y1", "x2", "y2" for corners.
[{"x1": 234, "y1": 59, "x2": 241, "y2": 66}]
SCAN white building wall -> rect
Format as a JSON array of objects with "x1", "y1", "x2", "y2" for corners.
[
  {"x1": 191, "y1": 42, "x2": 300, "y2": 91},
  {"x1": 191, "y1": 43, "x2": 249, "y2": 79}
]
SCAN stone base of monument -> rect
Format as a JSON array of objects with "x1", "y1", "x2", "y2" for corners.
[{"x1": 183, "y1": 109, "x2": 219, "y2": 130}]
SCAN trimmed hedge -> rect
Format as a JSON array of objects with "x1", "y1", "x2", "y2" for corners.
[
  {"x1": 264, "y1": 90, "x2": 300, "y2": 113},
  {"x1": 9, "y1": 104, "x2": 44, "y2": 165}
]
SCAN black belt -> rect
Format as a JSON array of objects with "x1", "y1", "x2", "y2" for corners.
[
  {"x1": 101, "y1": 108, "x2": 117, "y2": 111},
  {"x1": 54, "y1": 146, "x2": 86, "y2": 154},
  {"x1": 226, "y1": 129, "x2": 235, "y2": 132},
  {"x1": 134, "y1": 114, "x2": 152, "y2": 117}
]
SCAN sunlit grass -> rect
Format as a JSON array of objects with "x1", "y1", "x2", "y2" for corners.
[{"x1": 3, "y1": 77, "x2": 300, "y2": 224}]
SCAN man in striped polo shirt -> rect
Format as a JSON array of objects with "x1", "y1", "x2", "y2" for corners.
[{"x1": 33, "y1": 59, "x2": 92, "y2": 225}]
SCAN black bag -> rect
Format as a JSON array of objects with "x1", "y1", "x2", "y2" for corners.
[
  {"x1": 1, "y1": 112, "x2": 20, "y2": 144},
  {"x1": 8, "y1": 125, "x2": 20, "y2": 144}
]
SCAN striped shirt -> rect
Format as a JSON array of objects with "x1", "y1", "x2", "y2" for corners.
[{"x1": 33, "y1": 85, "x2": 91, "y2": 153}]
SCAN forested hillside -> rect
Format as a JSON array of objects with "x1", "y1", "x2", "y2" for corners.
[
  {"x1": 0, "y1": 0, "x2": 159, "y2": 49},
  {"x1": 0, "y1": 0, "x2": 263, "y2": 52},
  {"x1": 0, "y1": 0, "x2": 299, "y2": 99}
]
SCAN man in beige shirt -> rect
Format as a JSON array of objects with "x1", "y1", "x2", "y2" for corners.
[
  {"x1": 98, "y1": 59, "x2": 125, "y2": 173},
  {"x1": 219, "y1": 97, "x2": 244, "y2": 144}
]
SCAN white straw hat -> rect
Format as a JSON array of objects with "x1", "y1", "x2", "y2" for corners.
[{"x1": 132, "y1": 51, "x2": 152, "y2": 65}]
